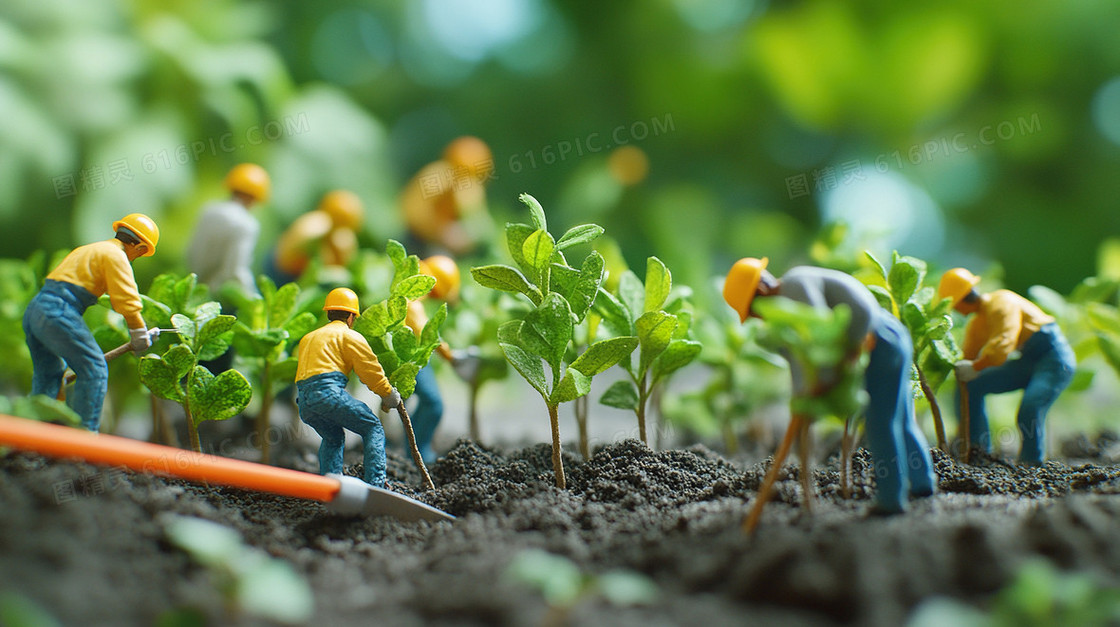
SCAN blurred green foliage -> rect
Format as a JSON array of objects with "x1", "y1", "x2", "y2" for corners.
[{"x1": 3, "y1": 0, "x2": 1118, "y2": 300}]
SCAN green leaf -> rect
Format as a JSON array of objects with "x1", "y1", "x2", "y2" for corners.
[
  {"x1": 643, "y1": 257, "x2": 671, "y2": 313},
  {"x1": 636, "y1": 311, "x2": 678, "y2": 378},
  {"x1": 592, "y1": 288, "x2": 633, "y2": 337},
  {"x1": 887, "y1": 252, "x2": 924, "y2": 305},
  {"x1": 386, "y1": 238, "x2": 407, "y2": 271},
  {"x1": 355, "y1": 302, "x2": 391, "y2": 338},
  {"x1": 231, "y1": 325, "x2": 286, "y2": 358},
  {"x1": 596, "y1": 571, "x2": 659, "y2": 607},
  {"x1": 172, "y1": 314, "x2": 195, "y2": 343},
  {"x1": 392, "y1": 326, "x2": 419, "y2": 363},
  {"x1": 521, "y1": 294, "x2": 573, "y2": 368},
  {"x1": 522, "y1": 230, "x2": 556, "y2": 275},
  {"x1": 555, "y1": 224, "x2": 604, "y2": 250},
  {"x1": 864, "y1": 250, "x2": 888, "y2": 280},
  {"x1": 470, "y1": 264, "x2": 543, "y2": 305},
  {"x1": 900, "y1": 301, "x2": 925, "y2": 334},
  {"x1": 617, "y1": 271, "x2": 645, "y2": 323},
  {"x1": 269, "y1": 281, "x2": 299, "y2": 326},
  {"x1": 505, "y1": 223, "x2": 536, "y2": 273},
  {"x1": 499, "y1": 322, "x2": 548, "y2": 396},
  {"x1": 570, "y1": 336, "x2": 639, "y2": 377},
  {"x1": 867, "y1": 285, "x2": 895, "y2": 312},
  {"x1": 16, "y1": 395, "x2": 82, "y2": 427},
  {"x1": 197, "y1": 315, "x2": 237, "y2": 351},
  {"x1": 282, "y1": 312, "x2": 318, "y2": 342},
  {"x1": 237, "y1": 558, "x2": 314, "y2": 624},
  {"x1": 571, "y1": 252, "x2": 605, "y2": 322},
  {"x1": 387, "y1": 296, "x2": 409, "y2": 327},
  {"x1": 389, "y1": 362, "x2": 421, "y2": 399},
  {"x1": 138, "y1": 345, "x2": 195, "y2": 403},
  {"x1": 270, "y1": 357, "x2": 299, "y2": 384},
  {"x1": 140, "y1": 296, "x2": 173, "y2": 331},
  {"x1": 1096, "y1": 333, "x2": 1120, "y2": 376},
  {"x1": 174, "y1": 274, "x2": 199, "y2": 312},
  {"x1": 393, "y1": 275, "x2": 436, "y2": 301},
  {"x1": 188, "y1": 366, "x2": 252, "y2": 424},
  {"x1": 420, "y1": 302, "x2": 447, "y2": 349},
  {"x1": 520, "y1": 192, "x2": 547, "y2": 231},
  {"x1": 651, "y1": 339, "x2": 702, "y2": 383},
  {"x1": 550, "y1": 367, "x2": 591, "y2": 404},
  {"x1": 600, "y1": 379, "x2": 640, "y2": 410}
]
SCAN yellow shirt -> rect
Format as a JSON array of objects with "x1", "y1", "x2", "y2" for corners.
[
  {"x1": 295, "y1": 320, "x2": 393, "y2": 395},
  {"x1": 963, "y1": 290, "x2": 1055, "y2": 370},
  {"x1": 405, "y1": 299, "x2": 452, "y2": 361},
  {"x1": 46, "y1": 239, "x2": 145, "y2": 329}
]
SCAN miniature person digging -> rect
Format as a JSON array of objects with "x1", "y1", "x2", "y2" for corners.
[
  {"x1": 404, "y1": 255, "x2": 479, "y2": 464},
  {"x1": 938, "y1": 268, "x2": 1075, "y2": 465},
  {"x1": 295, "y1": 287, "x2": 401, "y2": 487},
  {"x1": 187, "y1": 163, "x2": 270, "y2": 296},
  {"x1": 23, "y1": 213, "x2": 161, "y2": 431},
  {"x1": 723, "y1": 258, "x2": 937, "y2": 514}
]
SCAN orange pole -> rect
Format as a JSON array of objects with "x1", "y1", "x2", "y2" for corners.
[{"x1": 0, "y1": 414, "x2": 341, "y2": 503}]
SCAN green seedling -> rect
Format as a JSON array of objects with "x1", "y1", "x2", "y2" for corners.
[
  {"x1": 596, "y1": 256, "x2": 702, "y2": 447},
  {"x1": 353, "y1": 239, "x2": 447, "y2": 490},
  {"x1": 743, "y1": 297, "x2": 868, "y2": 534},
  {"x1": 138, "y1": 301, "x2": 250, "y2": 453},
  {"x1": 0, "y1": 394, "x2": 81, "y2": 427},
  {"x1": 162, "y1": 515, "x2": 313, "y2": 625},
  {"x1": 0, "y1": 251, "x2": 55, "y2": 393},
  {"x1": 863, "y1": 251, "x2": 961, "y2": 451},
  {"x1": 505, "y1": 549, "x2": 657, "y2": 625},
  {"x1": 225, "y1": 277, "x2": 319, "y2": 464},
  {"x1": 471, "y1": 193, "x2": 638, "y2": 489}
]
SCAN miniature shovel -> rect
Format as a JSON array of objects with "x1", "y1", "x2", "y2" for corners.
[
  {"x1": 0, "y1": 414, "x2": 455, "y2": 523},
  {"x1": 62, "y1": 328, "x2": 178, "y2": 387}
]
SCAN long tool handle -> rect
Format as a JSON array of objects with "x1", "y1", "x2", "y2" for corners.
[
  {"x1": 0, "y1": 414, "x2": 341, "y2": 502},
  {"x1": 397, "y1": 402, "x2": 436, "y2": 492},
  {"x1": 959, "y1": 380, "x2": 971, "y2": 463}
]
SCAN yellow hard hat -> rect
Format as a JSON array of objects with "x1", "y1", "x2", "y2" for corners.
[
  {"x1": 723, "y1": 257, "x2": 769, "y2": 323},
  {"x1": 318, "y1": 190, "x2": 363, "y2": 230},
  {"x1": 419, "y1": 255, "x2": 461, "y2": 302},
  {"x1": 224, "y1": 163, "x2": 271, "y2": 203},
  {"x1": 938, "y1": 268, "x2": 981, "y2": 307},
  {"x1": 112, "y1": 213, "x2": 160, "y2": 257},
  {"x1": 442, "y1": 136, "x2": 494, "y2": 180},
  {"x1": 323, "y1": 287, "x2": 360, "y2": 316}
]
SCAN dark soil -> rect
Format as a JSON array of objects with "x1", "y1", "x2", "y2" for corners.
[{"x1": 3, "y1": 434, "x2": 1120, "y2": 626}]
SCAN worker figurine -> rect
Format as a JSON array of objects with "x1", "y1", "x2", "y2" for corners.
[
  {"x1": 295, "y1": 287, "x2": 400, "y2": 488},
  {"x1": 405, "y1": 255, "x2": 478, "y2": 464},
  {"x1": 724, "y1": 258, "x2": 936, "y2": 514},
  {"x1": 266, "y1": 190, "x2": 364, "y2": 286},
  {"x1": 23, "y1": 214, "x2": 160, "y2": 432},
  {"x1": 938, "y1": 268, "x2": 1076, "y2": 465},
  {"x1": 400, "y1": 136, "x2": 495, "y2": 257},
  {"x1": 187, "y1": 163, "x2": 270, "y2": 296}
]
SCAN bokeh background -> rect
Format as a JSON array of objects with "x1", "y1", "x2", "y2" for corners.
[{"x1": 4, "y1": 0, "x2": 1120, "y2": 295}]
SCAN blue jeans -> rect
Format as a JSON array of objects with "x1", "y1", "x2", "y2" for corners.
[
  {"x1": 23, "y1": 280, "x2": 104, "y2": 431},
  {"x1": 863, "y1": 312, "x2": 937, "y2": 512},
  {"x1": 409, "y1": 366, "x2": 443, "y2": 464},
  {"x1": 296, "y1": 371, "x2": 387, "y2": 487},
  {"x1": 955, "y1": 323, "x2": 1074, "y2": 464}
]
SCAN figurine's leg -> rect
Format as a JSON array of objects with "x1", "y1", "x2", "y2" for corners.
[
  {"x1": 331, "y1": 394, "x2": 387, "y2": 488},
  {"x1": 962, "y1": 359, "x2": 1031, "y2": 453},
  {"x1": 899, "y1": 379, "x2": 936, "y2": 497},
  {"x1": 296, "y1": 375, "x2": 346, "y2": 476},
  {"x1": 863, "y1": 318, "x2": 909, "y2": 513},
  {"x1": 23, "y1": 304, "x2": 65, "y2": 401},
  {"x1": 409, "y1": 366, "x2": 443, "y2": 463},
  {"x1": 24, "y1": 299, "x2": 106, "y2": 430},
  {"x1": 312, "y1": 420, "x2": 346, "y2": 476},
  {"x1": 1017, "y1": 339, "x2": 1075, "y2": 465}
]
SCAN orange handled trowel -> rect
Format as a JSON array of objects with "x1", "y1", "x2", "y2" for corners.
[{"x1": 0, "y1": 414, "x2": 455, "y2": 523}]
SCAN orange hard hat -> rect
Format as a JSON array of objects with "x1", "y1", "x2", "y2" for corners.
[
  {"x1": 224, "y1": 163, "x2": 271, "y2": 203},
  {"x1": 419, "y1": 255, "x2": 461, "y2": 302},
  {"x1": 112, "y1": 213, "x2": 160, "y2": 257},
  {"x1": 323, "y1": 287, "x2": 360, "y2": 316},
  {"x1": 938, "y1": 268, "x2": 981, "y2": 307},
  {"x1": 442, "y1": 136, "x2": 493, "y2": 180},
  {"x1": 723, "y1": 257, "x2": 769, "y2": 323},
  {"x1": 318, "y1": 190, "x2": 363, "y2": 230}
]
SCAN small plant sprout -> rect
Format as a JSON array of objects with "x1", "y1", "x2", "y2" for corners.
[
  {"x1": 471, "y1": 193, "x2": 638, "y2": 489},
  {"x1": 596, "y1": 256, "x2": 702, "y2": 447},
  {"x1": 743, "y1": 298, "x2": 868, "y2": 534},
  {"x1": 138, "y1": 297, "x2": 251, "y2": 453},
  {"x1": 228, "y1": 276, "x2": 319, "y2": 464},
  {"x1": 352, "y1": 239, "x2": 448, "y2": 490},
  {"x1": 864, "y1": 251, "x2": 960, "y2": 451},
  {"x1": 162, "y1": 514, "x2": 313, "y2": 625}
]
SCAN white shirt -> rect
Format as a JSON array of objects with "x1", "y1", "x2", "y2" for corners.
[{"x1": 187, "y1": 199, "x2": 260, "y2": 295}]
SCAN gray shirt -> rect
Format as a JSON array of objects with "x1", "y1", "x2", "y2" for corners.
[{"x1": 776, "y1": 266, "x2": 880, "y2": 394}]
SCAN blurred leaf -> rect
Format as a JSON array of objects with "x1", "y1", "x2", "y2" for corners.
[{"x1": 600, "y1": 379, "x2": 640, "y2": 411}]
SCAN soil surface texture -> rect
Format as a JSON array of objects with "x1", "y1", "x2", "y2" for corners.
[{"x1": 3, "y1": 435, "x2": 1120, "y2": 626}]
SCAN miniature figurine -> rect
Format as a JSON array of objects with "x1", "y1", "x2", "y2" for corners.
[
  {"x1": 405, "y1": 255, "x2": 478, "y2": 463},
  {"x1": 400, "y1": 136, "x2": 495, "y2": 256},
  {"x1": 266, "y1": 190, "x2": 364, "y2": 286},
  {"x1": 938, "y1": 268, "x2": 1076, "y2": 465},
  {"x1": 724, "y1": 258, "x2": 937, "y2": 514},
  {"x1": 23, "y1": 214, "x2": 160, "y2": 431},
  {"x1": 187, "y1": 163, "x2": 269, "y2": 296},
  {"x1": 295, "y1": 287, "x2": 400, "y2": 488}
]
